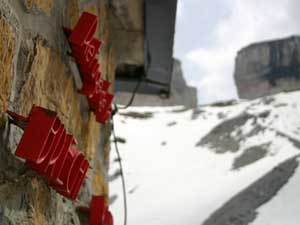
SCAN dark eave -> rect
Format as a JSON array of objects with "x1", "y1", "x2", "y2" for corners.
[{"x1": 115, "y1": 0, "x2": 178, "y2": 96}]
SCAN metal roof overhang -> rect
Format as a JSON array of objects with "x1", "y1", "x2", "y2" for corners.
[{"x1": 115, "y1": 0, "x2": 178, "y2": 96}]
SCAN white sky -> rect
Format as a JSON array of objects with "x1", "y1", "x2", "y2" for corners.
[{"x1": 174, "y1": 0, "x2": 300, "y2": 104}]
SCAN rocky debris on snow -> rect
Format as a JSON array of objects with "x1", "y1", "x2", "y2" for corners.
[
  {"x1": 203, "y1": 156, "x2": 299, "y2": 225},
  {"x1": 166, "y1": 121, "x2": 177, "y2": 127},
  {"x1": 191, "y1": 108, "x2": 206, "y2": 120},
  {"x1": 232, "y1": 144, "x2": 270, "y2": 170},
  {"x1": 195, "y1": 113, "x2": 256, "y2": 153},
  {"x1": 119, "y1": 111, "x2": 153, "y2": 119}
]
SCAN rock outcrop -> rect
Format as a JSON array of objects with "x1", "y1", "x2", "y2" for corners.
[
  {"x1": 234, "y1": 36, "x2": 300, "y2": 99},
  {"x1": 115, "y1": 59, "x2": 198, "y2": 108}
]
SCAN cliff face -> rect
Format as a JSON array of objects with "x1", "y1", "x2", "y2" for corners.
[
  {"x1": 115, "y1": 59, "x2": 198, "y2": 108},
  {"x1": 234, "y1": 36, "x2": 300, "y2": 99},
  {"x1": 0, "y1": 1, "x2": 116, "y2": 224},
  {"x1": 170, "y1": 59, "x2": 198, "y2": 108}
]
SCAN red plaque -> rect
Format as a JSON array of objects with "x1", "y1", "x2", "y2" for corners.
[
  {"x1": 64, "y1": 11, "x2": 113, "y2": 124},
  {"x1": 7, "y1": 106, "x2": 89, "y2": 200}
]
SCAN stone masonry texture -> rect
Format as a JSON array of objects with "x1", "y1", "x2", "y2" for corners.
[{"x1": 0, "y1": 0, "x2": 117, "y2": 224}]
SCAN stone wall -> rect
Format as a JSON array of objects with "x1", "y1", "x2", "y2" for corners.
[
  {"x1": 234, "y1": 36, "x2": 300, "y2": 100},
  {"x1": 108, "y1": 0, "x2": 144, "y2": 67},
  {"x1": 0, "y1": 0, "x2": 116, "y2": 224}
]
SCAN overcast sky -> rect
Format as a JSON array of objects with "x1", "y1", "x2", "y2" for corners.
[{"x1": 174, "y1": 0, "x2": 300, "y2": 104}]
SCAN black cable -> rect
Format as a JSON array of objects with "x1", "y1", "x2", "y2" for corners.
[
  {"x1": 116, "y1": 77, "x2": 143, "y2": 110},
  {"x1": 111, "y1": 117, "x2": 127, "y2": 225},
  {"x1": 110, "y1": 65, "x2": 145, "y2": 225}
]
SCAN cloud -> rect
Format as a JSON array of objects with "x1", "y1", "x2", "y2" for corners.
[
  {"x1": 176, "y1": 0, "x2": 184, "y2": 20},
  {"x1": 182, "y1": 0, "x2": 300, "y2": 104}
]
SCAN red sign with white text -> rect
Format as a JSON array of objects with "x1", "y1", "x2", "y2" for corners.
[
  {"x1": 64, "y1": 12, "x2": 113, "y2": 124},
  {"x1": 7, "y1": 106, "x2": 89, "y2": 200}
]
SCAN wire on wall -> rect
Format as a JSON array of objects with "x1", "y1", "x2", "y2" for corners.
[
  {"x1": 110, "y1": 67, "x2": 145, "y2": 225},
  {"x1": 111, "y1": 117, "x2": 128, "y2": 225},
  {"x1": 115, "y1": 77, "x2": 144, "y2": 110}
]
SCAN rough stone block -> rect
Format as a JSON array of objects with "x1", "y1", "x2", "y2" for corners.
[
  {"x1": 0, "y1": 16, "x2": 16, "y2": 127},
  {"x1": 24, "y1": 0, "x2": 53, "y2": 16}
]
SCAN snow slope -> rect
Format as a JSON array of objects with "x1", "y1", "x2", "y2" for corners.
[{"x1": 109, "y1": 91, "x2": 300, "y2": 225}]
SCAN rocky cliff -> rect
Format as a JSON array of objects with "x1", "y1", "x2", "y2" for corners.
[
  {"x1": 115, "y1": 59, "x2": 198, "y2": 108},
  {"x1": 234, "y1": 36, "x2": 300, "y2": 99}
]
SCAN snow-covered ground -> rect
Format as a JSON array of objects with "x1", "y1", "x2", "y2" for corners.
[{"x1": 109, "y1": 91, "x2": 300, "y2": 225}]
